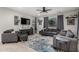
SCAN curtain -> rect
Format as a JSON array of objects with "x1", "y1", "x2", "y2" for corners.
[
  {"x1": 57, "y1": 15, "x2": 64, "y2": 30},
  {"x1": 35, "y1": 17, "x2": 37, "y2": 33},
  {"x1": 77, "y1": 12, "x2": 79, "y2": 38},
  {"x1": 44, "y1": 17, "x2": 48, "y2": 28}
]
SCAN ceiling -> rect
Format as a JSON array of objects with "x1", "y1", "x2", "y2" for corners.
[{"x1": 8, "y1": 7, "x2": 79, "y2": 17}]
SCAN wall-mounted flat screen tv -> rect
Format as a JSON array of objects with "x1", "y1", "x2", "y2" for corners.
[{"x1": 21, "y1": 17, "x2": 30, "y2": 25}]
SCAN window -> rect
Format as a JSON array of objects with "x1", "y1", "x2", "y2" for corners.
[{"x1": 48, "y1": 17, "x2": 57, "y2": 27}]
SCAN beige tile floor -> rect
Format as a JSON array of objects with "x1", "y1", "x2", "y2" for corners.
[
  {"x1": 0, "y1": 42, "x2": 36, "y2": 52},
  {"x1": 0, "y1": 34, "x2": 78, "y2": 52}
]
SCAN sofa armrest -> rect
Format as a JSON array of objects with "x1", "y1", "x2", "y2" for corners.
[{"x1": 54, "y1": 35, "x2": 77, "y2": 41}]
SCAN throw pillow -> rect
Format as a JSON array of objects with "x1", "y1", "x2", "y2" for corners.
[
  {"x1": 66, "y1": 30, "x2": 74, "y2": 38},
  {"x1": 4, "y1": 29, "x2": 14, "y2": 33},
  {"x1": 59, "y1": 30, "x2": 67, "y2": 36}
]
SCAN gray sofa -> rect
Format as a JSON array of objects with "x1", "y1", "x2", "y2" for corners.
[
  {"x1": 39, "y1": 28, "x2": 60, "y2": 36},
  {"x1": 1, "y1": 29, "x2": 18, "y2": 44},
  {"x1": 53, "y1": 30, "x2": 78, "y2": 52}
]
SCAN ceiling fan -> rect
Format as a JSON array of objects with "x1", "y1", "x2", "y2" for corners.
[{"x1": 37, "y1": 7, "x2": 52, "y2": 13}]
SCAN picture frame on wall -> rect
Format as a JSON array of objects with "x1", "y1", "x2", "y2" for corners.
[
  {"x1": 66, "y1": 14, "x2": 77, "y2": 25},
  {"x1": 67, "y1": 18, "x2": 75, "y2": 25},
  {"x1": 14, "y1": 16, "x2": 19, "y2": 25},
  {"x1": 38, "y1": 19, "x2": 42, "y2": 25}
]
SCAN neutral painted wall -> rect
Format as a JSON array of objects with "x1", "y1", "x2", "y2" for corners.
[
  {"x1": 63, "y1": 10, "x2": 78, "y2": 36},
  {"x1": 0, "y1": 7, "x2": 34, "y2": 42}
]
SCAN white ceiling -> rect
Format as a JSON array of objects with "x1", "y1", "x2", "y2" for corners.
[{"x1": 8, "y1": 7, "x2": 79, "y2": 17}]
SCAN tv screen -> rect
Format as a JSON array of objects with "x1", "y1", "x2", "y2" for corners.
[{"x1": 21, "y1": 17, "x2": 30, "y2": 25}]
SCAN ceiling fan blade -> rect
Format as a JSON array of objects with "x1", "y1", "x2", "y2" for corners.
[
  {"x1": 40, "y1": 11, "x2": 43, "y2": 13},
  {"x1": 36, "y1": 9, "x2": 42, "y2": 11},
  {"x1": 40, "y1": 11, "x2": 48, "y2": 13},
  {"x1": 46, "y1": 11, "x2": 48, "y2": 13},
  {"x1": 46, "y1": 9, "x2": 52, "y2": 11}
]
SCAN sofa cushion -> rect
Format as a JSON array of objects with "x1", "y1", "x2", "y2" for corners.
[
  {"x1": 66, "y1": 30, "x2": 74, "y2": 38},
  {"x1": 59, "y1": 30, "x2": 67, "y2": 36},
  {"x1": 4, "y1": 29, "x2": 14, "y2": 33},
  {"x1": 44, "y1": 28, "x2": 48, "y2": 31}
]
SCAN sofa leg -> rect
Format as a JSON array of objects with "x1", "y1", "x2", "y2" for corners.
[{"x1": 2, "y1": 42, "x2": 5, "y2": 44}]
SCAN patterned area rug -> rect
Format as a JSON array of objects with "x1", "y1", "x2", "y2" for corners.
[{"x1": 27, "y1": 35, "x2": 56, "y2": 52}]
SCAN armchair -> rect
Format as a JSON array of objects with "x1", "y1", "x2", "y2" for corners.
[{"x1": 53, "y1": 30, "x2": 78, "y2": 52}]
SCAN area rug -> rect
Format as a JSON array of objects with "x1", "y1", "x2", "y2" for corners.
[{"x1": 27, "y1": 38, "x2": 56, "y2": 52}]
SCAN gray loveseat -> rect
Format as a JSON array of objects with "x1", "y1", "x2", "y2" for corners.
[{"x1": 1, "y1": 29, "x2": 18, "y2": 44}]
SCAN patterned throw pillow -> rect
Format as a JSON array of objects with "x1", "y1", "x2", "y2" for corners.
[
  {"x1": 66, "y1": 30, "x2": 74, "y2": 38},
  {"x1": 4, "y1": 29, "x2": 14, "y2": 33}
]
